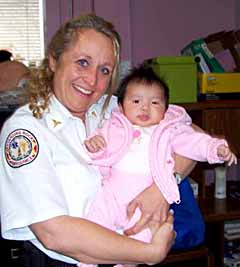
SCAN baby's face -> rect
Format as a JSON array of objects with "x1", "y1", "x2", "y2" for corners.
[{"x1": 120, "y1": 82, "x2": 166, "y2": 127}]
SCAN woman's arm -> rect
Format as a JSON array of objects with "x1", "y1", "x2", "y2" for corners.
[
  {"x1": 174, "y1": 153, "x2": 196, "y2": 178},
  {"x1": 30, "y1": 214, "x2": 175, "y2": 264}
]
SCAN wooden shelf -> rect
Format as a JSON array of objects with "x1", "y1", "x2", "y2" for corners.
[
  {"x1": 178, "y1": 100, "x2": 240, "y2": 267},
  {"x1": 198, "y1": 195, "x2": 240, "y2": 223},
  {"x1": 196, "y1": 187, "x2": 240, "y2": 267},
  {"x1": 177, "y1": 99, "x2": 240, "y2": 198},
  {"x1": 180, "y1": 99, "x2": 240, "y2": 111}
]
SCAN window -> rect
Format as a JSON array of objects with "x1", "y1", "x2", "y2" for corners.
[{"x1": 0, "y1": 0, "x2": 45, "y2": 67}]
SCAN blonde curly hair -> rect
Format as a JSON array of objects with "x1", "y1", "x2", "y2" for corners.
[{"x1": 28, "y1": 13, "x2": 121, "y2": 119}]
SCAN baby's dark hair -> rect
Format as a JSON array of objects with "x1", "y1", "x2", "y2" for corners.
[{"x1": 117, "y1": 64, "x2": 169, "y2": 109}]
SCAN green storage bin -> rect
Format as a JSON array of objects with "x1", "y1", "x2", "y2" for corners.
[{"x1": 145, "y1": 56, "x2": 197, "y2": 103}]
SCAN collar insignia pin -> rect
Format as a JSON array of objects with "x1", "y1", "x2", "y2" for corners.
[
  {"x1": 52, "y1": 119, "x2": 62, "y2": 128},
  {"x1": 91, "y1": 110, "x2": 97, "y2": 117}
]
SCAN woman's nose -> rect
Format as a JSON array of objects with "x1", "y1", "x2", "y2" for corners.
[{"x1": 84, "y1": 68, "x2": 97, "y2": 86}]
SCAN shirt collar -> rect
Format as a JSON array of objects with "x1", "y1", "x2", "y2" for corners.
[{"x1": 45, "y1": 95, "x2": 81, "y2": 131}]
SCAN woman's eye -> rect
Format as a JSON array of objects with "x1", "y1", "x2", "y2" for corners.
[
  {"x1": 101, "y1": 67, "x2": 111, "y2": 75},
  {"x1": 77, "y1": 59, "x2": 89, "y2": 67}
]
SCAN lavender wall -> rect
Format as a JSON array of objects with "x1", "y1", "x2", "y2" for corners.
[
  {"x1": 130, "y1": 0, "x2": 235, "y2": 64},
  {"x1": 45, "y1": 0, "x2": 236, "y2": 65},
  {"x1": 93, "y1": 0, "x2": 132, "y2": 62},
  {"x1": 45, "y1": 0, "x2": 72, "y2": 45}
]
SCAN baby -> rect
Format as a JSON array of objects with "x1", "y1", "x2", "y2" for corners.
[{"x1": 84, "y1": 65, "x2": 236, "y2": 264}]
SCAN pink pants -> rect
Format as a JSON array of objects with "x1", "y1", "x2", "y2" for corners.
[{"x1": 86, "y1": 169, "x2": 152, "y2": 242}]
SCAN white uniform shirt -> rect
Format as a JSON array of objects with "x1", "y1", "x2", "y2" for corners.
[{"x1": 0, "y1": 94, "x2": 118, "y2": 264}]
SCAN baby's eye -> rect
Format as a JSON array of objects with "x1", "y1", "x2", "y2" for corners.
[
  {"x1": 132, "y1": 99, "x2": 140, "y2": 104},
  {"x1": 101, "y1": 67, "x2": 111, "y2": 75},
  {"x1": 152, "y1": 100, "x2": 160, "y2": 105},
  {"x1": 76, "y1": 58, "x2": 89, "y2": 67}
]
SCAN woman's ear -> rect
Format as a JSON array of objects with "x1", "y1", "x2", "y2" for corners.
[{"x1": 48, "y1": 54, "x2": 56, "y2": 72}]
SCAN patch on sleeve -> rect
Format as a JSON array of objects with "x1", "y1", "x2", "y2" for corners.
[{"x1": 5, "y1": 129, "x2": 39, "y2": 168}]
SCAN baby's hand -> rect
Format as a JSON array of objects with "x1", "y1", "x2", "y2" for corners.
[
  {"x1": 84, "y1": 135, "x2": 106, "y2": 153},
  {"x1": 217, "y1": 145, "x2": 237, "y2": 166}
]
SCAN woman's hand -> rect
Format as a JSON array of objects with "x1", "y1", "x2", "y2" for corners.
[
  {"x1": 124, "y1": 183, "x2": 170, "y2": 236},
  {"x1": 124, "y1": 152, "x2": 197, "y2": 236},
  {"x1": 147, "y1": 210, "x2": 176, "y2": 265}
]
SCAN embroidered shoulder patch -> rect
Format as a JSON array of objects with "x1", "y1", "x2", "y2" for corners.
[{"x1": 5, "y1": 129, "x2": 39, "y2": 168}]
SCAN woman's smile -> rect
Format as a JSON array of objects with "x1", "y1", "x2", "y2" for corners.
[{"x1": 72, "y1": 83, "x2": 93, "y2": 95}]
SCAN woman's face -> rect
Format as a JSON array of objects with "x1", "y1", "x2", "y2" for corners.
[{"x1": 49, "y1": 29, "x2": 116, "y2": 120}]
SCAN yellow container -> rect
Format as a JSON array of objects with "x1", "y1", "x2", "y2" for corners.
[{"x1": 199, "y1": 73, "x2": 240, "y2": 94}]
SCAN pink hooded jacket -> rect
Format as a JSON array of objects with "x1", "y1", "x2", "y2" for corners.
[{"x1": 88, "y1": 104, "x2": 227, "y2": 204}]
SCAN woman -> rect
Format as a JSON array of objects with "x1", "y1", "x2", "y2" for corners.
[{"x1": 0, "y1": 14, "x2": 195, "y2": 267}]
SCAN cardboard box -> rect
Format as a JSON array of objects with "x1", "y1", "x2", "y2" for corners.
[
  {"x1": 146, "y1": 56, "x2": 197, "y2": 103},
  {"x1": 199, "y1": 73, "x2": 240, "y2": 94}
]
